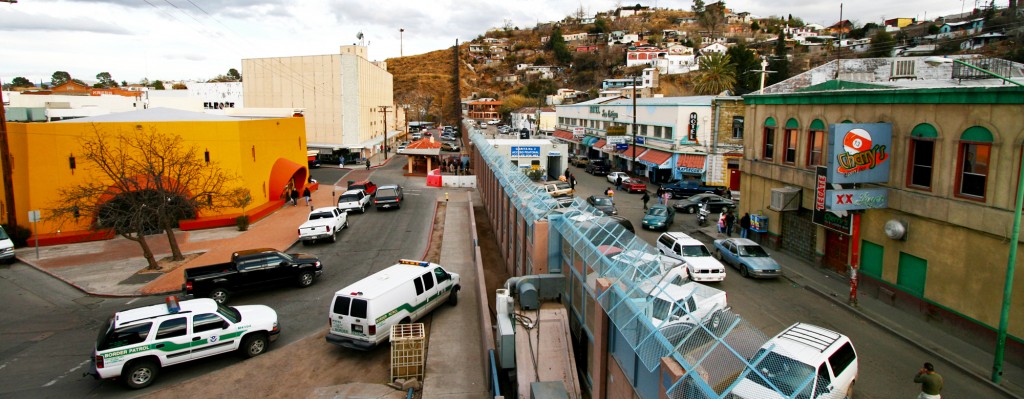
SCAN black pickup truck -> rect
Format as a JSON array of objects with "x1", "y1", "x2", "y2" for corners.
[
  {"x1": 182, "y1": 248, "x2": 323, "y2": 304},
  {"x1": 656, "y1": 181, "x2": 728, "y2": 199}
]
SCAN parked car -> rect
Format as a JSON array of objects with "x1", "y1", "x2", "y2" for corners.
[
  {"x1": 182, "y1": 248, "x2": 323, "y2": 304},
  {"x1": 441, "y1": 133, "x2": 456, "y2": 141},
  {"x1": 298, "y1": 207, "x2": 348, "y2": 245},
  {"x1": 645, "y1": 281, "x2": 730, "y2": 332},
  {"x1": 374, "y1": 184, "x2": 404, "y2": 210},
  {"x1": 569, "y1": 155, "x2": 590, "y2": 167},
  {"x1": 441, "y1": 142, "x2": 460, "y2": 152},
  {"x1": 585, "y1": 159, "x2": 611, "y2": 175},
  {"x1": 607, "y1": 171, "x2": 629, "y2": 185},
  {"x1": 732, "y1": 323, "x2": 858, "y2": 399},
  {"x1": 411, "y1": 132, "x2": 423, "y2": 140},
  {"x1": 348, "y1": 180, "x2": 377, "y2": 196},
  {"x1": 657, "y1": 181, "x2": 728, "y2": 199},
  {"x1": 308, "y1": 158, "x2": 322, "y2": 169},
  {"x1": 541, "y1": 181, "x2": 574, "y2": 197},
  {"x1": 585, "y1": 195, "x2": 618, "y2": 216},
  {"x1": 488, "y1": 119, "x2": 500, "y2": 125},
  {"x1": 642, "y1": 205, "x2": 675, "y2": 231},
  {"x1": 621, "y1": 178, "x2": 647, "y2": 193},
  {"x1": 337, "y1": 189, "x2": 371, "y2": 213},
  {"x1": 656, "y1": 232, "x2": 726, "y2": 282},
  {"x1": 712, "y1": 238, "x2": 782, "y2": 278},
  {"x1": 673, "y1": 193, "x2": 736, "y2": 214},
  {"x1": 397, "y1": 141, "x2": 410, "y2": 153},
  {"x1": 0, "y1": 225, "x2": 14, "y2": 263}
]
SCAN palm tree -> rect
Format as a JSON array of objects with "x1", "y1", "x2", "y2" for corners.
[{"x1": 692, "y1": 52, "x2": 737, "y2": 95}]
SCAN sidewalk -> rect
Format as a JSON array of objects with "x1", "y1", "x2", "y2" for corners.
[
  {"x1": 693, "y1": 224, "x2": 1024, "y2": 398},
  {"x1": 15, "y1": 151, "x2": 398, "y2": 297}
]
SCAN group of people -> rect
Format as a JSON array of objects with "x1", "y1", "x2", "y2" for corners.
[
  {"x1": 716, "y1": 210, "x2": 753, "y2": 238},
  {"x1": 282, "y1": 183, "x2": 312, "y2": 207},
  {"x1": 443, "y1": 156, "x2": 468, "y2": 175},
  {"x1": 561, "y1": 168, "x2": 577, "y2": 190}
]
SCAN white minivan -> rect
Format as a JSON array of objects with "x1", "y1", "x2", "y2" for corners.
[
  {"x1": 0, "y1": 225, "x2": 15, "y2": 263},
  {"x1": 657, "y1": 232, "x2": 726, "y2": 282},
  {"x1": 326, "y1": 260, "x2": 460, "y2": 350},
  {"x1": 731, "y1": 323, "x2": 858, "y2": 399}
]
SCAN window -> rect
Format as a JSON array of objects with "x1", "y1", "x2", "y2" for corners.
[
  {"x1": 653, "y1": 126, "x2": 663, "y2": 138},
  {"x1": 665, "y1": 126, "x2": 672, "y2": 140},
  {"x1": 784, "y1": 129, "x2": 798, "y2": 164},
  {"x1": 332, "y1": 296, "x2": 351, "y2": 315},
  {"x1": 350, "y1": 299, "x2": 367, "y2": 318},
  {"x1": 732, "y1": 116, "x2": 744, "y2": 139},
  {"x1": 956, "y1": 126, "x2": 993, "y2": 200},
  {"x1": 156, "y1": 317, "x2": 188, "y2": 339},
  {"x1": 828, "y1": 342, "x2": 858, "y2": 376},
  {"x1": 98, "y1": 322, "x2": 153, "y2": 350},
  {"x1": 192, "y1": 313, "x2": 227, "y2": 333},
  {"x1": 908, "y1": 139, "x2": 935, "y2": 189},
  {"x1": 763, "y1": 127, "x2": 775, "y2": 160},
  {"x1": 422, "y1": 272, "x2": 435, "y2": 290},
  {"x1": 414, "y1": 277, "x2": 424, "y2": 295},
  {"x1": 807, "y1": 129, "x2": 825, "y2": 167}
]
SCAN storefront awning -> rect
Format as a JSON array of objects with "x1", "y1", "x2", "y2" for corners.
[
  {"x1": 592, "y1": 139, "x2": 606, "y2": 149},
  {"x1": 615, "y1": 145, "x2": 641, "y2": 160},
  {"x1": 677, "y1": 154, "x2": 706, "y2": 174},
  {"x1": 639, "y1": 148, "x2": 673, "y2": 168},
  {"x1": 581, "y1": 136, "x2": 599, "y2": 146},
  {"x1": 552, "y1": 130, "x2": 577, "y2": 142}
]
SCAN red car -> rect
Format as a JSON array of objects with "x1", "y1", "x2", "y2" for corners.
[
  {"x1": 348, "y1": 180, "x2": 377, "y2": 196},
  {"x1": 622, "y1": 178, "x2": 647, "y2": 193}
]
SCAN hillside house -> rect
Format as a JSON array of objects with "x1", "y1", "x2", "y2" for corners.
[{"x1": 939, "y1": 18, "x2": 984, "y2": 38}]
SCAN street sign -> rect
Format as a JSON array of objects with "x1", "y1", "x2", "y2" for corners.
[{"x1": 28, "y1": 210, "x2": 41, "y2": 222}]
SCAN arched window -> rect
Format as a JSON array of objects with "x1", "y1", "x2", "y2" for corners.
[
  {"x1": 907, "y1": 123, "x2": 937, "y2": 190},
  {"x1": 806, "y1": 119, "x2": 826, "y2": 167},
  {"x1": 784, "y1": 118, "x2": 800, "y2": 164},
  {"x1": 956, "y1": 126, "x2": 993, "y2": 200},
  {"x1": 762, "y1": 117, "x2": 776, "y2": 161}
]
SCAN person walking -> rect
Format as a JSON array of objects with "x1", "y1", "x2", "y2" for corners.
[
  {"x1": 641, "y1": 191, "x2": 650, "y2": 210},
  {"x1": 569, "y1": 173, "x2": 576, "y2": 190},
  {"x1": 725, "y1": 210, "x2": 736, "y2": 236},
  {"x1": 365, "y1": 158, "x2": 371, "y2": 170},
  {"x1": 564, "y1": 167, "x2": 570, "y2": 180},
  {"x1": 289, "y1": 188, "x2": 299, "y2": 206},
  {"x1": 302, "y1": 187, "x2": 311, "y2": 205},
  {"x1": 717, "y1": 212, "x2": 727, "y2": 234},
  {"x1": 605, "y1": 187, "x2": 615, "y2": 199},
  {"x1": 739, "y1": 212, "x2": 751, "y2": 239},
  {"x1": 914, "y1": 362, "x2": 943, "y2": 399},
  {"x1": 615, "y1": 174, "x2": 623, "y2": 191}
]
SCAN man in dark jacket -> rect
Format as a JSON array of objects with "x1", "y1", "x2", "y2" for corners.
[
  {"x1": 739, "y1": 212, "x2": 751, "y2": 238},
  {"x1": 615, "y1": 174, "x2": 623, "y2": 191},
  {"x1": 725, "y1": 211, "x2": 736, "y2": 236}
]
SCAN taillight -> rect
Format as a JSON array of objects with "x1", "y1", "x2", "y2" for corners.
[
  {"x1": 368, "y1": 325, "x2": 376, "y2": 335},
  {"x1": 297, "y1": 228, "x2": 301, "y2": 236},
  {"x1": 327, "y1": 226, "x2": 332, "y2": 232},
  {"x1": 95, "y1": 355, "x2": 104, "y2": 369},
  {"x1": 185, "y1": 281, "x2": 193, "y2": 291}
]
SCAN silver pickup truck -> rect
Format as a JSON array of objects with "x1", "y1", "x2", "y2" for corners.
[{"x1": 298, "y1": 207, "x2": 348, "y2": 245}]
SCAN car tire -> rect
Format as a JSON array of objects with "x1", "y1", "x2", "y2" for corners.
[
  {"x1": 845, "y1": 380, "x2": 855, "y2": 399},
  {"x1": 121, "y1": 359, "x2": 160, "y2": 389},
  {"x1": 740, "y1": 265, "x2": 750, "y2": 278},
  {"x1": 298, "y1": 271, "x2": 315, "y2": 287},
  {"x1": 301, "y1": 240, "x2": 310, "y2": 246},
  {"x1": 210, "y1": 287, "x2": 230, "y2": 304},
  {"x1": 241, "y1": 333, "x2": 268, "y2": 358},
  {"x1": 448, "y1": 288, "x2": 459, "y2": 306},
  {"x1": 329, "y1": 231, "x2": 337, "y2": 243},
  {"x1": 687, "y1": 206, "x2": 697, "y2": 214},
  {"x1": 343, "y1": 220, "x2": 349, "y2": 229}
]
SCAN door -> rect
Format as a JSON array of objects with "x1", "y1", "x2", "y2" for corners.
[
  {"x1": 729, "y1": 167, "x2": 741, "y2": 191},
  {"x1": 413, "y1": 272, "x2": 438, "y2": 318},
  {"x1": 153, "y1": 317, "x2": 191, "y2": 365},
  {"x1": 823, "y1": 230, "x2": 849, "y2": 274},
  {"x1": 189, "y1": 313, "x2": 234, "y2": 360}
]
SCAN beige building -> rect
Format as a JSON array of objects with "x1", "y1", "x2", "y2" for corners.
[{"x1": 242, "y1": 45, "x2": 398, "y2": 160}]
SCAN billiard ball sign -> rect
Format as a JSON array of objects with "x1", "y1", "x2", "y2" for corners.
[{"x1": 827, "y1": 123, "x2": 892, "y2": 184}]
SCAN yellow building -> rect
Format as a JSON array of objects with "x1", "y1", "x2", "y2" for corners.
[
  {"x1": 2, "y1": 107, "x2": 310, "y2": 244},
  {"x1": 242, "y1": 45, "x2": 397, "y2": 161}
]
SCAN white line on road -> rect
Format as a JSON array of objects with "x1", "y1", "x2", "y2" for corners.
[
  {"x1": 43, "y1": 359, "x2": 90, "y2": 387},
  {"x1": 126, "y1": 297, "x2": 140, "y2": 305}
]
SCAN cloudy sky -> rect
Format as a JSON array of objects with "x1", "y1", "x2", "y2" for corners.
[{"x1": 1, "y1": 0, "x2": 968, "y2": 85}]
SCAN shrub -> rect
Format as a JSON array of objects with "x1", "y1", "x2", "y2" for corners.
[{"x1": 235, "y1": 215, "x2": 250, "y2": 231}]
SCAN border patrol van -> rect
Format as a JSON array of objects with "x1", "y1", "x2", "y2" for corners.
[
  {"x1": 88, "y1": 297, "x2": 280, "y2": 389},
  {"x1": 326, "y1": 259, "x2": 461, "y2": 350}
]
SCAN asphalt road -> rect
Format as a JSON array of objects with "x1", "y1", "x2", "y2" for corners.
[{"x1": 0, "y1": 158, "x2": 439, "y2": 398}]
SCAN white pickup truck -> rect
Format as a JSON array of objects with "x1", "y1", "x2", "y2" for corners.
[
  {"x1": 298, "y1": 207, "x2": 348, "y2": 245},
  {"x1": 646, "y1": 281, "x2": 729, "y2": 333},
  {"x1": 336, "y1": 189, "x2": 371, "y2": 213}
]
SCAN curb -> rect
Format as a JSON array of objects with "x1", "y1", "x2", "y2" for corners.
[{"x1": 15, "y1": 255, "x2": 156, "y2": 299}]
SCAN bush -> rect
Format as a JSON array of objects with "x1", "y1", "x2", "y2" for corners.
[
  {"x1": 235, "y1": 215, "x2": 250, "y2": 231},
  {"x1": 1, "y1": 223, "x2": 32, "y2": 247}
]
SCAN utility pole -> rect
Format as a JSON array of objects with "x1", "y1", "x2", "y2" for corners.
[
  {"x1": 377, "y1": 105, "x2": 392, "y2": 160},
  {"x1": 400, "y1": 28, "x2": 404, "y2": 57},
  {"x1": 631, "y1": 75, "x2": 638, "y2": 174},
  {"x1": 0, "y1": 88, "x2": 16, "y2": 226}
]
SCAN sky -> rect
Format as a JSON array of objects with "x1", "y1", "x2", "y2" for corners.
[{"x1": 1, "y1": 0, "x2": 970, "y2": 85}]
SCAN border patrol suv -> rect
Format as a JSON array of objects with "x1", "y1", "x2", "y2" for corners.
[{"x1": 88, "y1": 297, "x2": 280, "y2": 389}]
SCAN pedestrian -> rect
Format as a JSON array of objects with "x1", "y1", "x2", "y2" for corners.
[
  {"x1": 365, "y1": 158, "x2": 371, "y2": 170},
  {"x1": 606, "y1": 187, "x2": 615, "y2": 199},
  {"x1": 541, "y1": 173, "x2": 548, "y2": 182},
  {"x1": 739, "y1": 212, "x2": 751, "y2": 239},
  {"x1": 569, "y1": 174, "x2": 576, "y2": 190},
  {"x1": 725, "y1": 210, "x2": 736, "y2": 236},
  {"x1": 717, "y1": 212, "x2": 726, "y2": 234},
  {"x1": 723, "y1": 189, "x2": 732, "y2": 200},
  {"x1": 290, "y1": 188, "x2": 299, "y2": 206},
  {"x1": 616, "y1": 174, "x2": 623, "y2": 191},
  {"x1": 914, "y1": 362, "x2": 943, "y2": 399},
  {"x1": 564, "y1": 167, "x2": 570, "y2": 180},
  {"x1": 641, "y1": 191, "x2": 650, "y2": 210},
  {"x1": 303, "y1": 187, "x2": 311, "y2": 205},
  {"x1": 660, "y1": 192, "x2": 670, "y2": 205}
]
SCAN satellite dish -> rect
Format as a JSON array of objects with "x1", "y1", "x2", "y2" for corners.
[
  {"x1": 356, "y1": 31, "x2": 364, "y2": 40},
  {"x1": 884, "y1": 219, "x2": 908, "y2": 240}
]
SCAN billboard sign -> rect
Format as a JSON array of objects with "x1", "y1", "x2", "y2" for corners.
[
  {"x1": 826, "y1": 188, "x2": 889, "y2": 211},
  {"x1": 827, "y1": 123, "x2": 892, "y2": 184},
  {"x1": 510, "y1": 146, "x2": 540, "y2": 157},
  {"x1": 572, "y1": 127, "x2": 585, "y2": 138},
  {"x1": 812, "y1": 166, "x2": 853, "y2": 235}
]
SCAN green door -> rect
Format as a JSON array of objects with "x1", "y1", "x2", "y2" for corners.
[
  {"x1": 897, "y1": 252, "x2": 928, "y2": 297},
  {"x1": 859, "y1": 240, "x2": 884, "y2": 278}
]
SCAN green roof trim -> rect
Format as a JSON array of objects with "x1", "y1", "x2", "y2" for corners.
[
  {"x1": 810, "y1": 119, "x2": 826, "y2": 130},
  {"x1": 796, "y1": 80, "x2": 893, "y2": 92},
  {"x1": 785, "y1": 118, "x2": 799, "y2": 129},
  {"x1": 745, "y1": 86, "x2": 1024, "y2": 105},
  {"x1": 764, "y1": 117, "x2": 776, "y2": 127},
  {"x1": 961, "y1": 126, "x2": 993, "y2": 142},
  {"x1": 911, "y1": 123, "x2": 938, "y2": 138}
]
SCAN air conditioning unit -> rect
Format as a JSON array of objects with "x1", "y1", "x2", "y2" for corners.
[
  {"x1": 890, "y1": 59, "x2": 917, "y2": 80},
  {"x1": 769, "y1": 187, "x2": 801, "y2": 211}
]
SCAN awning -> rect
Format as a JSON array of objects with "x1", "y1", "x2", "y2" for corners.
[
  {"x1": 593, "y1": 139, "x2": 607, "y2": 149},
  {"x1": 616, "y1": 145, "x2": 642, "y2": 160},
  {"x1": 552, "y1": 130, "x2": 578, "y2": 142},
  {"x1": 677, "y1": 154, "x2": 706, "y2": 173},
  {"x1": 639, "y1": 148, "x2": 673, "y2": 168},
  {"x1": 581, "y1": 136, "x2": 599, "y2": 146}
]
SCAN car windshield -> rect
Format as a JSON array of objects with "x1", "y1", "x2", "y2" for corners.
[
  {"x1": 739, "y1": 245, "x2": 769, "y2": 257},
  {"x1": 217, "y1": 303, "x2": 242, "y2": 323},
  {"x1": 591, "y1": 197, "x2": 613, "y2": 206},
  {"x1": 648, "y1": 208, "x2": 668, "y2": 216},
  {"x1": 339, "y1": 194, "x2": 360, "y2": 202},
  {"x1": 681, "y1": 245, "x2": 711, "y2": 257},
  {"x1": 748, "y1": 349, "x2": 816, "y2": 397},
  {"x1": 377, "y1": 188, "x2": 397, "y2": 197},
  {"x1": 309, "y1": 211, "x2": 333, "y2": 220},
  {"x1": 0, "y1": 227, "x2": 9, "y2": 240}
]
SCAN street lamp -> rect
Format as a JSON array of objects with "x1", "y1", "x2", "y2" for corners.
[{"x1": 400, "y1": 28, "x2": 404, "y2": 57}]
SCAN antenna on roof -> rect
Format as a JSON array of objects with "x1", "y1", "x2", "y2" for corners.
[{"x1": 356, "y1": 31, "x2": 365, "y2": 46}]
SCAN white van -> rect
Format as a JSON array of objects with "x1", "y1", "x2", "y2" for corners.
[
  {"x1": 731, "y1": 323, "x2": 858, "y2": 399},
  {"x1": 657, "y1": 232, "x2": 726, "y2": 282},
  {"x1": 0, "y1": 225, "x2": 14, "y2": 263},
  {"x1": 326, "y1": 260, "x2": 461, "y2": 350}
]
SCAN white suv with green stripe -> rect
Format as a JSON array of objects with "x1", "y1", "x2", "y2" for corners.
[{"x1": 88, "y1": 297, "x2": 280, "y2": 389}]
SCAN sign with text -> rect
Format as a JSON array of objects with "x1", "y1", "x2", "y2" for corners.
[
  {"x1": 635, "y1": 136, "x2": 645, "y2": 145},
  {"x1": 615, "y1": 143, "x2": 628, "y2": 151},
  {"x1": 607, "y1": 125, "x2": 626, "y2": 135},
  {"x1": 606, "y1": 136, "x2": 627, "y2": 145},
  {"x1": 826, "y1": 188, "x2": 889, "y2": 211},
  {"x1": 813, "y1": 166, "x2": 853, "y2": 235},
  {"x1": 827, "y1": 123, "x2": 892, "y2": 184},
  {"x1": 572, "y1": 127, "x2": 585, "y2": 138},
  {"x1": 510, "y1": 146, "x2": 540, "y2": 157}
]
